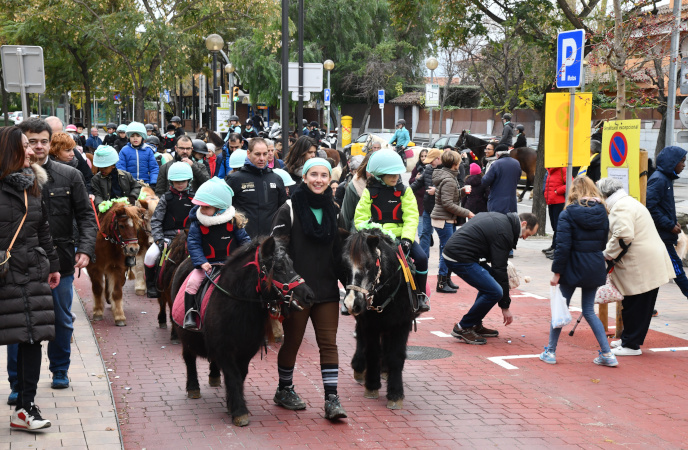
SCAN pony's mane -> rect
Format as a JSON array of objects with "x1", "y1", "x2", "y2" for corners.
[
  {"x1": 167, "y1": 231, "x2": 188, "y2": 263},
  {"x1": 99, "y1": 202, "x2": 142, "y2": 231},
  {"x1": 347, "y1": 228, "x2": 395, "y2": 266}
]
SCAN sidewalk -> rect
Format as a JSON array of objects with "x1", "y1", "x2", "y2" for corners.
[{"x1": 0, "y1": 286, "x2": 122, "y2": 449}]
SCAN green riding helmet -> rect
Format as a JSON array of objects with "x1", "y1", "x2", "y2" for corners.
[
  {"x1": 272, "y1": 168, "x2": 295, "y2": 187},
  {"x1": 366, "y1": 149, "x2": 406, "y2": 177},
  {"x1": 116, "y1": 124, "x2": 127, "y2": 133},
  {"x1": 191, "y1": 177, "x2": 234, "y2": 210},
  {"x1": 168, "y1": 161, "x2": 193, "y2": 181},
  {"x1": 229, "y1": 149, "x2": 247, "y2": 168},
  {"x1": 93, "y1": 145, "x2": 119, "y2": 168},
  {"x1": 125, "y1": 121, "x2": 147, "y2": 138}
]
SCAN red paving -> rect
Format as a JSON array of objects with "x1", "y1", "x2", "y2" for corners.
[{"x1": 74, "y1": 274, "x2": 688, "y2": 449}]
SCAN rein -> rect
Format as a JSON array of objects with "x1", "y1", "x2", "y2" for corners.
[{"x1": 90, "y1": 198, "x2": 140, "y2": 249}]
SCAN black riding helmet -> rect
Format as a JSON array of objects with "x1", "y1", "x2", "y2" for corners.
[
  {"x1": 310, "y1": 121, "x2": 319, "y2": 128},
  {"x1": 106, "y1": 122, "x2": 117, "y2": 130},
  {"x1": 145, "y1": 124, "x2": 155, "y2": 131},
  {"x1": 191, "y1": 139, "x2": 210, "y2": 155},
  {"x1": 171, "y1": 116, "x2": 182, "y2": 124},
  {"x1": 516, "y1": 124, "x2": 525, "y2": 132},
  {"x1": 146, "y1": 135, "x2": 160, "y2": 146}
]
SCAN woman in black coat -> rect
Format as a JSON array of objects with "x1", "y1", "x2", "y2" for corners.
[
  {"x1": 270, "y1": 157, "x2": 347, "y2": 421},
  {"x1": 0, "y1": 127, "x2": 60, "y2": 431}
]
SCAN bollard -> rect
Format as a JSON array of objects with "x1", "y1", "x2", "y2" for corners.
[{"x1": 341, "y1": 115, "x2": 353, "y2": 147}]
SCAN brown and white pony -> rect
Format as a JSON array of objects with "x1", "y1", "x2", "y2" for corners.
[{"x1": 87, "y1": 202, "x2": 146, "y2": 326}]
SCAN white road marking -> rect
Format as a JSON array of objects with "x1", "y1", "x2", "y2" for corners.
[
  {"x1": 431, "y1": 331, "x2": 453, "y2": 338},
  {"x1": 511, "y1": 292, "x2": 547, "y2": 300},
  {"x1": 415, "y1": 317, "x2": 434, "y2": 321},
  {"x1": 649, "y1": 347, "x2": 688, "y2": 352},
  {"x1": 487, "y1": 354, "x2": 540, "y2": 370}
]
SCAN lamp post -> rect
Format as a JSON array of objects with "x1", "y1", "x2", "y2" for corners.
[
  {"x1": 225, "y1": 63, "x2": 235, "y2": 117},
  {"x1": 205, "y1": 34, "x2": 224, "y2": 132},
  {"x1": 426, "y1": 57, "x2": 438, "y2": 145},
  {"x1": 324, "y1": 59, "x2": 334, "y2": 136}
]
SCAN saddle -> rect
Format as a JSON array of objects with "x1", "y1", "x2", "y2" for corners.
[{"x1": 171, "y1": 265, "x2": 223, "y2": 331}]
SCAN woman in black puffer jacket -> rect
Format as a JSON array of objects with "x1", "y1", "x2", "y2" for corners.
[{"x1": 0, "y1": 126, "x2": 60, "y2": 430}]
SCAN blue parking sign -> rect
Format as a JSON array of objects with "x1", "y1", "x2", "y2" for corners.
[
  {"x1": 556, "y1": 29, "x2": 585, "y2": 88},
  {"x1": 378, "y1": 89, "x2": 385, "y2": 104},
  {"x1": 324, "y1": 88, "x2": 331, "y2": 105}
]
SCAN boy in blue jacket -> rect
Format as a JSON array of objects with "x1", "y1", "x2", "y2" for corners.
[
  {"x1": 184, "y1": 178, "x2": 251, "y2": 329},
  {"x1": 116, "y1": 121, "x2": 159, "y2": 186}
]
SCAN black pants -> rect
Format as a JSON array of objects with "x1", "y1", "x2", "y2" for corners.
[
  {"x1": 16, "y1": 342, "x2": 42, "y2": 409},
  {"x1": 621, "y1": 288, "x2": 659, "y2": 350},
  {"x1": 548, "y1": 203, "x2": 565, "y2": 248}
]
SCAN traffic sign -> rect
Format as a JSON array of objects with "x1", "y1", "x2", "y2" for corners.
[
  {"x1": 287, "y1": 62, "x2": 324, "y2": 92},
  {"x1": 677, "y1": 131, "x2": 688, "y2": 144},
  {"x1": 114, "y1": 93, "x2": 121, "y2": 102},
  {"x1": 556, "y1": 29, "x2": 585, "y2": 88},
  {"x1": 378, "y1": 90, "x2": 385, "y2": 105},
  {"x1": 163, "y1": 89, "x2": 170, "y2": 103},
  {"x1": 544, "y1": 92, "x2": 592, "y2": 168},
  {"x1": 609, "y1": 132, "x2": 628, "y2": 167},
  {"x1": 1, "y1": 45, "x2": 46, "y2": 94},
  {"x1": 324, "y1": 88, "x2": 331, "y2": 106},
  {"x1": 425, "y1": 83, "x2": 440, "y2": 107},
  {"x1": 291, "y1": 91, "x2": 311, "y2": 101}
]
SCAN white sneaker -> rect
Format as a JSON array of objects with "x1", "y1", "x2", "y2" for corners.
[
  {"x1": 610, "y1": 339, "x2": 622, "y2": 348},
  {"x1": 611, "y1": 346, "x2": 642, "y2": 356},
  {"x1": 10, "y1": 404, "x2": 51, "y2": 431}
]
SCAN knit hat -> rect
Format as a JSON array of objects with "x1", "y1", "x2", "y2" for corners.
[
  {"x1": 191, "y1": 178, "x2": 234, "y2": 209},
  {"x1": 65, "y1": 124, "x2": 77, "y2": 132},
  {"x1": 93, "y1": 145, "x2": 119, "y2": 168},
  {"x1": 302, "y1": 157, "x2": 332, "y2": 176},
  {"x1": 470, "y1": 163, "x2": 482, "y2": 176}
]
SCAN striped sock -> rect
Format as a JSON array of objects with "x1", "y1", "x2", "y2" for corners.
[
  {"x1": 321, "y1": 364, "x2": 338, "y2": 398},
  {"x1": 278, "y1": 365, "x2": 294, "y2": 390}
]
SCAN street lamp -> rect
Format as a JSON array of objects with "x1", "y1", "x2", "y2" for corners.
[
  {"x1": 324, "y1": 59, "x2": 334, "y2": 136},
  {"x1": 426, "y1": 56, "x2": 439, "y2": 145},
  {"x1": 225, "y1": 63, "x2": 235, "y2": 117},
  {"x1": 205, "y1": 34, "x2": 224, "y2": 132}
]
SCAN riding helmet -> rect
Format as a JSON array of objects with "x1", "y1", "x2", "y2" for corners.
[
  {"x1": 229, "y1": 149, "x2": 248, "y2": 168},
  {"x1": 145, "y1": 135, "x2": 160, "y2": 146},
  {"x1": 191, "y1": 139, "x2": 210, "y2": 155},
  {"x1": 192, "y1": 177, "x2": 235, "y2": 210},
  {"x1": 272, "y1": 168, "x2": 296, "y2": 187},
  {"x1": 502, "y1": 113, "x2": 512, "y2": 121},
  {"x1": 106, "y1": 122, "x2": 117, "y2": 130},
  {"x1": 310, "y1": 121, "x2": 319, "y2": 128},
  {"x1": 125, "y1": 121, "x2": 147, "y2": 138},
  {"x1": 92, "y1": 145, "x2": 119, "y2": 168},
  {"x1": 116, "y1": 124, "x2": 128, "y2": 133},
  {"x1": 516, "y1": 124, "x2": 525, "y2": 132},
  {"x1": 366, "y1": 149, "x2": 406, "y2": 177},
  {"x1": 168, "y1": 161, "x2": 193, "y2": 181},
  {"x1": 145, "y1": 124, "x2": 155, "y2": 131},
  {"x1": 229, "y1": 115, "x2": 239, "y2": 122},
  {"x1": 170, "y1": 116, "x2": 182, "y2": 124},
  {"x1": 396, "y1": 119, "x2": 406, "y2": 126}
]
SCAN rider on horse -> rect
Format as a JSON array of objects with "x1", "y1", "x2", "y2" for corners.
[
  {"x1": 184, "y1": 178, "x2": 250, "y2": 329},
  {"x1": 145, "y1": 162, "x2": 195, "y2": 298},
  {"x1": 91, "y1": 145, "x2": 141, "y2": 209}
]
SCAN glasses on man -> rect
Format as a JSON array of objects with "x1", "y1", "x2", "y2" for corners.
[
  {"x1": 28, "y1": 139, "x2": 50, "y2": 147},
  {"x1": 177, "y1": 146, "x2": 193, "y2": 151}
]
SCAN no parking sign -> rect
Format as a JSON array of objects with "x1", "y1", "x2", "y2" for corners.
[{"x1": 601, "y1": 120, "x2": 640, "y2": 200}]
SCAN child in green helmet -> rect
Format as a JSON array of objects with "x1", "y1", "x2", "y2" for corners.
[
  {"x1": 91, "y1": 145, "x2": 141, "y2": 209},
  {"x1": 183, "y1": 178, "x2": 251, "y2": 329},
  {"x1": 353, "y1": 149, "x2": 430, "y2": 312},
  {"x1": 144, "y1": 161, "x2": 196, "y2": 298}
]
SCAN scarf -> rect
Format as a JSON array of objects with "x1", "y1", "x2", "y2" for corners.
[
  {"x1": 53, "y1": 156, "x2": 78, "y2": 168},
  {"x1": 290, "y1": 183, "x2": 337, "y2": 243},
  {"x1": 4, "y1": 167, "x2": 36, "y2": 191}
]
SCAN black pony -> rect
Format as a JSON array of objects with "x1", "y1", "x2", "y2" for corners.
[
  {"x1": 341, "y1": 228, "x2": 415, "y2": 410},
  {"x1": 173, "y1": 236, "x2": 314, "y2": 426},
  {"x1": 158, "y1": 231, "x2": 188, "y2": 341}
]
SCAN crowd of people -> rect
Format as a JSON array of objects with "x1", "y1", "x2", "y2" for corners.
[{"x1": 0, "y1": 112, "x2": 686, "y2": 431}]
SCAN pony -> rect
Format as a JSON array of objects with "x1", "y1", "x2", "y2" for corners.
[
  {"x1": 341, "y1": 228, "x2": 416, "y2": 410},
  {"x1": 132, "y1": 185, "x2": 159, "y2": 295},
  {"x1": 173, "y1": 236, "x2": 314, "y2": 426},
  {"x1": 457, "y1": 130, "x2": 537, "y2": 202},
  {"x1": 86, "y1": 202, "x2": 146, "y2": 326},
  {"x1": 157, "y1": 230, "x2": 188, "y2": 341}
]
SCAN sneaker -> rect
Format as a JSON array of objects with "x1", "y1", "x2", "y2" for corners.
[
  {"x1": 324, "y1": 394, "x2": 347, "y2": 420},
  {"x1": 539, "y1": 347, "x2": 556, "y2": 364},
  {"x1": 450, "y1": 324, "x2": 487, "y2": 345},
  {"x1": 610, "y1": 339, "x2": 622, "y2": 348},
  {"x1": 611, "y1": 346, "x2": 642, "y2": 356},
  {"x1": 474, "y1": 324, "x2": 499, "y2": 337},
  {"x1": 51, "y1": 370, "x2": 69, "y2": 389},
  {"x1": 593, "y1": 351, "x2": 618, "y2": 367},
  {"x1": 273, "y1": 385, "x2": 306, "y2": 410},
  {"x1": 10, "y1": 404, "x2": 51, "y2": 431},
  {"x1": 541, "y1": 246, "x2": 553, "y2": 254},
  {"x1": 7, "y1": 384, "x2": 18, "y2": 406}
]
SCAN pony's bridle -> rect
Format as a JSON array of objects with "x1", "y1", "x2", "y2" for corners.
[
  {"x1": 106, "y1": 215, "x2": 140, "y2": 249},
  {"x1": 346, "y1": 257, "x2": 399, "y2": 313},
  {"x1": 243, "y1": 245, "x2": 306, "y2": 312}
]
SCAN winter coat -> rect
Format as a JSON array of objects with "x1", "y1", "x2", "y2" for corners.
[
  {"x1": 482, "y1": 155, "x2": 521, "y2": 214},
  {"x1": 603, "y1": 190, "x2": 674, "y2": 296},
  {"x1": 0, "y1": 164, "x2": 60, "y2": 346},
  {"x1": 579, "y1": 153, "x2": 601, "y2": 183},
  {"x1": 113, "y1": 137, "x2": 129, "y2": 153},
  {"x1": 339, "y1": 175, "x2": 365, "y2": 232},
  {"x1": 410, "y1": 162, "x2": 426, "y2": 216},
  {"x1": 498, "y1": 122, "x2": 514, "y2": 146},
  {"x1": 389, "y1": 127, "x2": 410, "y2": 147},
  {"x1": 116, "y1": 143, "x2": 159, "y2": 184},
  {"x1": 431, "y1": 167, "x2": 471, "y2": 222},
  {"x1": 224, "y1": 163, "x2": 287, "y2": 238},
  {"x1": 211, "y1": 148, "x2": 232, "y2": 179},
  {"x1": 187, "y1": 205, "x2": 250, "y2": 268},
  {"x1": 154, "y1": 158, "x2": 209, "y2": 197},
  {"x1": 410, "y1": 164, "x2": 436, "y2": 215},
  {"x1": 354, "y1": 179, "x2": 419, "y2": 242},
  {"x1": 103, "y1": 133, "x2": 117, "y2": 147},
  {"x1": 84, "y1": 136, "x2": 103, "y2": 152},
  {"x1": 443, "y1": 212, "x2": 521, "y2": 309},
  {"x1": 71, "y1": 150, "x2": 94, "y2": 194},
  {"x1": 462, "y1": 174, "x2": 488, "y2": 214},
  {"x1": 514, "y1": 133, "x2": 527, "y2": 149},
  {"x1": 271, "y1": 201, "x2": 343, "y2": 304},
  {"x1": 41, "y1": 158, "x2": 97, "y2": 276},
  {"x1": 150, "y1": 189, "x2": 194, "y2": 242},
  {"x1": 544, "y1": 167, "x2": 567, "y2": 206},
  {"x1": 242, "y1": 127, "x2": 258, "y2": 140},
  {"x1": 647, "y1": 146, "x2": 687, "y2": 244},
  {"x1": 551, "y1": 201, "x2": 609, "y2": 288},
  {"x1": 92, "y1": 169, "x2": 141, "y2": 208}
]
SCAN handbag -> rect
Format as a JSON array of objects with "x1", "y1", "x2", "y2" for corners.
[
  {"x1": 594, "y1": 273, "x2": 623, "y2": 304},
  {"x1": 0, "y1": 191, "x2": 28, "y2": 279}
]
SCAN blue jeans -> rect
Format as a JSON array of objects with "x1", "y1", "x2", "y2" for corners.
[
  {"x1": 547, "y1": 284, "x2": 610, "y2": 353},
  {"x1": 408, "y1": 241, "x2": 428, "y2": 272},
  {"x1": 418, "y1": 212, "x2": 433, "y2": 258},
  {"x1": 48, "y1": 275, "x2": 75, "y2": 372},
  {"x1": 447, "y1": 261, "x2": 503, "y2": 328},
  {"x1": 665, "y1": 243, "x2": 688, "y2": 298},
  {"x1": 434, "y1": 222, "x2": 455, "y2": 276}
]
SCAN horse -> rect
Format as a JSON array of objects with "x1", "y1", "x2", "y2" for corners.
[
  {"x1": 341, "y1": 228, "x2": 416, "y2": 410},
  {"x1": 457, "y1": 130, "x2": 536, "y2": 202},
  {"x1": 86, "y1": 202, "x2": 147, "y2": 326},
  {"x1": 133, "y1": 185, "x2": 159, "y2": 295},
  {"x1": 173, "y1": 236, "x2": 314, "y2": 426},
  {"x1": 157, "y1": 230, "x2": 188, "y2": 341}
]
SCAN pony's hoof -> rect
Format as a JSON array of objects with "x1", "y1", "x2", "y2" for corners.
[
  {"x1": 92, "y1": 314, "x2": 103, "y2": 321},
  {"x1": 387, "y1": 399, "x2": 403, "y2": 410},
  {"x1": 115, "y1": 320, "x2": 126, "y2": 327},
  {"x1": 209, "y1": 376, "x2": 221, "y2": 387},
  {"x1": 364, "y1": 389, "x2": 379, "y2": 399},
  {"x1": 381, "y1": 372, "x2": 388, "y2": 381},
  {"x1": 187, "y1": 390, "x2": 201, "y2": 399},
  {"x1": 517, "y1": 198, "x2": 523, "y2": 203},
  {"x1": 135, "y1": 288, "x2": 146, "y2": 296},
  {"x1": 159, "y1": 322, "x2": 167, "y2": 329},
  {"x1": 105, "y1": 298, "x2": 111, "y2": 305},
  {"x1": 353, "y1": 371, "x2": 365, "y2": 385},
  {"x1": 233, "y1": 414, "x2": 250, "y2": 427}
]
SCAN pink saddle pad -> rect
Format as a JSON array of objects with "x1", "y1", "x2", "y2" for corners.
[{"x1": 171, "y1": 272, "x2": 218, "y2": 329}]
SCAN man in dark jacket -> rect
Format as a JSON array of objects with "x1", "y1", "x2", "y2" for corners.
[
  {"x1": 443, "y1": 212, "x2": 539, "y2": 344},
  {"x1": 225, "y1": 138, "x2": 287, "y2": 237},
  {"x1": 498, "y1": 113, "x2": 513, "y2": 147},
  {"x1": 14, "y1": 118, "x2": 97, "y2": 390},
  {"x1": 84, "y1": 127, "x2": 103, "y2": 153},
  {"x1": 155, "y1": 136, "x2": 209, "y2": 196},
  {"x1": 482, "y1": 145, "x2": 521, "y2": 214},
  {"x1": 647, "y1": 145, "x2": 688, "y2": 298}
]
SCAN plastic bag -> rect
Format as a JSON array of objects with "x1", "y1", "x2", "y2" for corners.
[
  {"x1": 507, "y1": 261, "x2": 520, "y2": 290},
  {"x1": 550, "y1": 285, "x2": 572, "y2": 329},
  {"x1": 594, "y1": 274, "x2": 623, "y2": 304}
]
